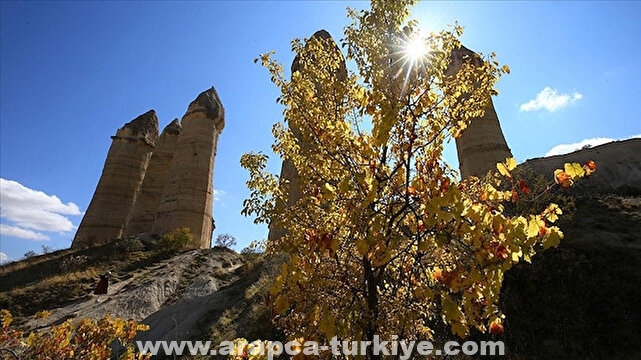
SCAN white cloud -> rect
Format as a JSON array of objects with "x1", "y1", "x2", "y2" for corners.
[
  {"x1": 0, "y1": 224, "x2": 49, "y2": 241},
  {"x1": 0, "y1": 252, "x2": 10, "y2": 265},
  {"x1": 520, "y1": 87, "x2": 583, "y2": 112},
  {"x1": 545, "y1": 137, "x2": 614, "y2": 157},
  {"x1": 545, "y1": 134, "x2": 641, "y2": 157},
  {"x1": 0, "y1": 179, "x2": 82, "y2": 239},
  {"x1": 213, "y1": 189, "x2": 226, "y2": 202}
]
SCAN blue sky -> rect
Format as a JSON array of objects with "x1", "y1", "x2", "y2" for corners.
[{"x1": 1, "y1": 1, "x2": 640, "y2": 264}]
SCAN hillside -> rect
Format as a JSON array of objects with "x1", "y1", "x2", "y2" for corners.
[
  {"x1": 1, "y1": 141, "x2": 641, "y2": 359},
  {"x1": 520, "y1": 138, "x2": 641, "y2": 196},
  {"x1": 0, "y1": 239, "x2": 282, "y2": 357},
  {"x1": 1, "y1": 200, "x2": 639, "y2": 359}
]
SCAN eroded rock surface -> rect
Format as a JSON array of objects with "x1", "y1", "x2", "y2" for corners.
[
  {"x1": 72, "y1": 110, "x2": 159, "y2": 248},
  {"x1": 125, "y1": 119, "x2": 182, "y2": 237},
  {"x1": 152, "y1": 87, "x2": 225, "y2": 249}
]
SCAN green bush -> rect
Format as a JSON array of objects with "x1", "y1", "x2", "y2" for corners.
[{"x1": 159, "y1": 228, "x2": 192, "y2": 253}]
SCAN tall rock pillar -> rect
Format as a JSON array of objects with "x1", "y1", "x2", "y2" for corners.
[
  {"x1": 72, "y1": 110, "x2": 159, "y2": 248},
  {"x1": 124, "y1": 119, "x2": 182, "y2": 237},
  {"x1": 268, "y1": 30, "x2": 346, "y2": 242},
  {"x1": 152, "y1": 87, "x2": 224, "y2": 249},
  {"x1": 455, "y1": 99, "x2": 512, "y2": 178},
  {"x1": 449, "y1": 46, "x2": 512, "y2": 178}
]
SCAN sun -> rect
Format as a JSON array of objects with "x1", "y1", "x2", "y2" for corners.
[{"x1": 404, "y1": 36, "x2": 428, "y2": 62}]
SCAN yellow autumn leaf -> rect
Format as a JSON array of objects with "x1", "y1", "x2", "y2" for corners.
[
  {"x1": 319, "y1": 309, "x2": 336, "y2": 339},
  {"x1": 356, "y1": 237, "x2": 369, "y2": 256},
  {"x1": 543, "y1": 203, "x2": 563, "y2": 223},
  {"x1": 511, "y1": 249, "x2": 522, "y2": 263},
  {"x1": 442, "y1": 295, "x2": 468, "y2": 338},
  {"x1": 564, "y1": 162, "x2": 585, "y2": 180},
  {"x1": 543, "y1": 227, "x2": 563, "y2": 249},
  {"x1": 274, "y1": 295, "x2": 289, "y2": 314},
  {"x1": 506, "y1": 157, "x2": 517, "y2": 171},
  {"x1": 496, "y1": 162, "x2": 511, "y2": 178},
  {"x1": 526, "y1": 217, "x2": 542, "y2": 238}
]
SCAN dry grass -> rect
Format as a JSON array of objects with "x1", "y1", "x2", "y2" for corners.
[{"x1": 0, "y1": 237, "x2": 174, "y2": 320}]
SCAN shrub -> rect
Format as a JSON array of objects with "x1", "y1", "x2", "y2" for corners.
[
  {"x1": 160, "y1": 228, "x2": 192, "y2": 253},
  {"x1": 0, "y1": 309, "x2": 150, "y2": 359}
]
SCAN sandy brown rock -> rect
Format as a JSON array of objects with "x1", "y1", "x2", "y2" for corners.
[
  {"x1": 124, "y1": 119, "x2": 182, "y2": 237},
  {"x1": 455, "y1": 99, "x2": 512, "y2": 178},
  {"x1": 449, "y1": 46, "x2": 513, "y2": 178},
  {"x1": 152, "y1": 88, "x2": 224, "y2": 249},
  {"x1": 268, "y1": 30, "x2": 345, "y2": 242},
  {"x1": 72, "y1": 110, "x2": 159, "y2": 248},
  {"x1": 21, "y1": 248, "x2": 245, "y2": 334}
]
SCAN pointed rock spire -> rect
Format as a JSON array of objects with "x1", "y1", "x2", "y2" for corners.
[
  {"x1": 152, "y1": 87, "x2": 225, "y2": 249},
  {"x1": 183, "y1": 86, "x2": 225, "y2": 130},
  {"x1": 72, "y1": 110, "x2": 159, "y2": 248},
  {"x1": 114, "y1": 109, "x2": 160, "y2": 147},
  {"x1": 448, "y1": 45, "x2": 512, "y2": 178}
]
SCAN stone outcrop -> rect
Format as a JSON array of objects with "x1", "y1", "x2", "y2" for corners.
[
  {"x1": 152, "y1": 87, "x2": 225, "y2": 249},
  {"x1": 73, "y1": 87, "x2": 224, "y2": 249},
  {"x1": 124, "y1": 119, "x2": 182, "y2": 237},
  {"x1": 519, "y1": 138, "x2": 641, "y2": 195},
  {"x1": 73, "y1": 110, "x2": 159, "y2": 248},
  {"x1": 455, "y1": 98, "x2": 512, "y2": 178},
  {"x1": 21, "y1": 248, "x2": 246, "y2": 336},
  {"x1": 268, "y1": 29, "x2": 345, "y2": 242},
  {"x1": 449, "y1": 45, "x2": 513, "y2": 178}
]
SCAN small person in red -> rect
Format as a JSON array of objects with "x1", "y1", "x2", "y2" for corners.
[{"x1": 94, "y1": 271, "x2": 111, "y2": 295}]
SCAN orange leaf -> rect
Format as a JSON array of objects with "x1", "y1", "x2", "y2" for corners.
[
  {"x1": 489, "y1": 320, "x2": 504, "y2": 335},
  {"x1": 583, "y1": 160, "x2": 597, "y2": 175},
  {"x1": 554, "y1": 170, "x2": 572, "y2": 188},
  {"x1": 517, "y1": 179, "x2": 531, "y2": 195}
]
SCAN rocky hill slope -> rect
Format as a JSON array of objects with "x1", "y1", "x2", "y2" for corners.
[
  {"x1": 519, "y1": 138, "x2": 641, "y2": 195},
  {"x1": 1, "y1": 139, "x2": 640, "y2": 359},
  {"x1": 21, "y1": 248, "x2": 243, "y2": 336},
  {"x1": 0, "y1": 242, "x2": 280, "y2": 354}
]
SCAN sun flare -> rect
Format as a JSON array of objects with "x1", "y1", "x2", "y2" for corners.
[{"x1": 404, "y1": 36, "x2": 428, "y2": 61}]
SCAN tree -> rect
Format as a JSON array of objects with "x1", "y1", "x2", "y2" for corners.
[
  {"x1": 23, "y1": 250, "x2": 37, "y2": 259},
  {"x1": 241, "y1": 0, "x2": 592, "y2": 357},
  {"x1": 215, "y1": 233, "x2": 238, "y2": 249}
]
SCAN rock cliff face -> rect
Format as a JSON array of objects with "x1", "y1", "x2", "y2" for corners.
[
  {"x1": 124, "y1": 119, "x2": 182, "y2": 237},
  {"x1": 152, "y1": 87, "x2": 225, "y2": 249},
  {"x1": 72, "y1": 110, "x2": 159, "y2": 248},
  {"x1": 456, "y1": 99, "x2": 512, "y2": 178},
  {"x1": 449, "y1": 46, "x2": 513, "y2": 178}
]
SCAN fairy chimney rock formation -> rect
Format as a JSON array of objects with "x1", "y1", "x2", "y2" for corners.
[
  {"x1": 291, "y1": 29, "x2": 347, "y2": 82},
  {"x1": 448, "y1": 45, "x2": 512, "y2": 178},
  {"x1": 72, "y1": 110, "x2": 159, "y2": 248},
  {"x1": 268, "y1": 29, "x2": 345, "y2": 242},
  {"x1": 152, "y1": 87, "x2": 225, "y2": 249},
  {"x1": 124, "y1": 119, "x2": 182, "y2": 237}
]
